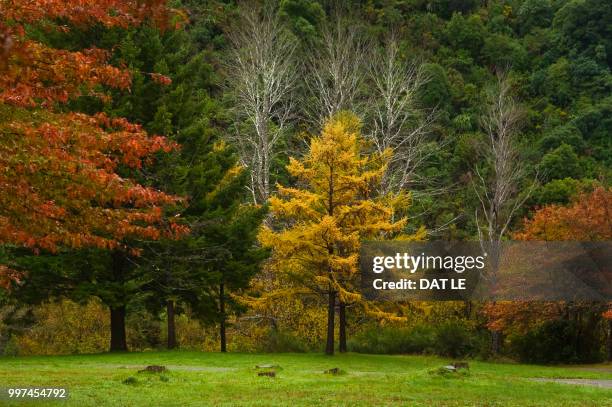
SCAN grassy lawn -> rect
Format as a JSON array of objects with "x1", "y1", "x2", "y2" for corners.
[{"x1": 1, "y1": 351, "x2": 611, "y2": 406}]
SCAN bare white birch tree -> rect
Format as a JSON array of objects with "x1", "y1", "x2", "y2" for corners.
[
  {"x1": 226, "y1": 4, "x2": 297, "y2": 204},
  {"x1": 473, "y1": 72, "x2": 535, "y2": 244},
  {"x1": 472, "y1": 72, "x2": 536, "y2": 354},
  {"x1": 367, "y1": 35, "x2": 438, "y2": 196},
  {"x1": 306, "y1": 17, "x2": 368, "y2": 127}
]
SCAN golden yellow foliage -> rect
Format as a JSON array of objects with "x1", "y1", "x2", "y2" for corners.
[
  {"x1": 13, "y1": 299, "x2": 109, "y2": 355},
  {"x1": 254, "y1": 113, "x2": 427, "y2": 352},
  {"x1": 260, "y1": 113, "x2": 408, "y2": 300}
]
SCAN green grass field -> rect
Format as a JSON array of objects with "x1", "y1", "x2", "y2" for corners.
[{"x1": 1, "y1": 351, "x2": 611, "y2": 406}]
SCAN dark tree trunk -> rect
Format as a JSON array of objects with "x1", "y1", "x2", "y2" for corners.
[
  {"x1": 325, "y1": 289, "x2": 335, "y2": 355},
  {"x1": 488, "y1": 244, "x2": 501, "y2": 356},
  {"x1": 464, "y1": 300, "x2": 472, "y2": 319},
  {"x1": 491, "y1": 330, "x2": 501, "y2": 355},
  {"x1": 109, "y1": 250, "x2": 127, "y2": 352},
  {"x1": 219, "y1": 283, "x2": 227, "y2": 353},
  {"x1": 325, "y1": 161, "x2": 336, "y2": 357},
  {"x1": 109, "y1": 306, "x2": 127, "y2": 352},
  {"x1": 338, "y1": 302, "x2": 347, "y2": 353},
  {"x1": 167, "y1": 300, "x2": 177, "y2": 350},
  {"x1": 606, "y1": 319, "x2": 612, "y2": 362}
]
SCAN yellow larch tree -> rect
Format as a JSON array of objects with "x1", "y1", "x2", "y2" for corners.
[{"x1": 259, "y1": 112, "x2": 420, "y2": 355}]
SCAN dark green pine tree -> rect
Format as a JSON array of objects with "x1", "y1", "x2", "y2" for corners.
[
  {"x1": 185, "y1": 170, "x2": 268, "y2": 353},
  {"x1": 104, "y1": 17, "x2": 267, "y2": 351},
  {"x1": 141, "y1": 139, "x2": 267, "y2": 351}
]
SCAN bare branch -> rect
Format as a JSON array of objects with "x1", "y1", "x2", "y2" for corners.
[
  {"x1": 365, "y1": 34, "x2": 440, "y2": 198},
  {"x1": 472, "y1": 72, "x2": 537, "y2": 244},
  {"x1": 225, "y1": 3, "x2": 298, "y2": 204},
  {"x1": 305, "y1": 15, "x2": 367, "y2": 127}
]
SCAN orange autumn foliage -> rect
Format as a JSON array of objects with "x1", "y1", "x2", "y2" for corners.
[
  {"x1": 484, "y1": 187, "x2": 612, "y2": 332},
  {"x1": 0, "y1": 1, "x2": 188, "y2": 286},
  {"x1": 0, "y1": 1, "x2": 181, "y2": 104},
  {"x1": 483, "y1": 301, "x2": 563, "y2": 333},
  {"x1": 513, "y1": 187, "x2": 612, "y2": 241}
]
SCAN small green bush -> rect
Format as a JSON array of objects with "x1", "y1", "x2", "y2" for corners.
[
  {"x1": 348, "y1": 325, "x2": 436, "y2": 354},
  {"x1": 259, "y1": 330, "x2": 312, "y2": 353},
  {"x1": 350, "y1": 322, "x2": 485, "y2": 358},
  {"x1": 512, "y1": 319, "x2": 604, "y2": 364},
  {"x1": 433, "y1": 321, "x2": 484, "y2": 358}
]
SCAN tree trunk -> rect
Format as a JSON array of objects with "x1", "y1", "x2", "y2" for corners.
[
  {"x1": 325, "y1": 289, "x2": 335, "y2": 355},
  {"x1": 219, "y1": 283, "x2": 227, "y2": 353},
  {"x1": 607, "y1": 319, "x2": 612, "y2": 362},
  {"x1": 338, "y1": 302, "x2": 347, "y2": 353},
  {"x1": 109, "y1": 306, "x2": 127, "y2": 352},
  {"x1": 464, "y1": 300, "x2": 472, "y2": 319},
  {"x1": 491, "y1": 330, "x2": 501, "y2": 355},
  {"x1": 167, "y1": 300, "x2": 176, "y2": 350},
  {"x1": 109, "y1": 250, "x2": 127, "y2": 352}
]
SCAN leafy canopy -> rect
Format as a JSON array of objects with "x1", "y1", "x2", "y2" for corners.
[
  {"x1": 260, "y1": 112, "x2": 413, "y2": 306},
  {"x1": 0, "y1": 1, "x2": 187, "y2": 284}
]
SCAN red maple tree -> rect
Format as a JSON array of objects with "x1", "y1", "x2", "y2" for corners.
[{"x1": 0, "y1": 1, "x2": 188, "y2": 286}]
